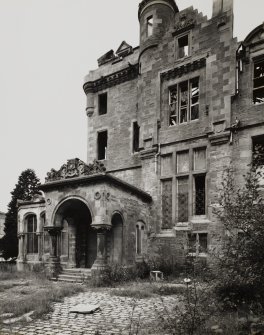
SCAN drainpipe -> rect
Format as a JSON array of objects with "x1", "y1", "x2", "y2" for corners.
[{"x1": 155, "y1": 143, "x2": 161, "y2": 174}]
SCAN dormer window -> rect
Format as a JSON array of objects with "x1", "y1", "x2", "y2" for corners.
[
  {"x1": 177, "y1": 34, "x2": 189, "y2": 59},
  {"x1": 253, "y1": 59, "x2": 264, "y2": 105},
  {"x1": 147, "y1": 16, "x2": 153, "y2": 37}
]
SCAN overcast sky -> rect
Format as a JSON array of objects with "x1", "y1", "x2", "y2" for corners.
[{"x1": 0, "y1": 0, "x2": 263, "y2": 212}]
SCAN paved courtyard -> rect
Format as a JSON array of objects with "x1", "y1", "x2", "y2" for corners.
[{"x1": 0, "y1": 288, "x2": 179, "y2": 335}]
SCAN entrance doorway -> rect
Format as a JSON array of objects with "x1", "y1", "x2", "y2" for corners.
[{"x1": 54, "y1": 199, "x2": 97, "y2": 268}]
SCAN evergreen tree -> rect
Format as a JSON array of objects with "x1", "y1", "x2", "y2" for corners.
[{"x1": 0, "y1": 169, "x2": 41, "y2": 259}]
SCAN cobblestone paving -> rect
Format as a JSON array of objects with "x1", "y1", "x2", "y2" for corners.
[{"x1": 0, "y1": 289, "x2": 179, "y2": 335}]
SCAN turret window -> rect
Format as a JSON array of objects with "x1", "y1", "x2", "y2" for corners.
[
  {"x1": 253, "y1": 59, "x2": 264, "y2": 105},
  {"x1": 146, "y1": 16, "x2": 153, "y2": 37},
  {"x1": 98, "y1": 131, "x2": 108, "y2": 160},
  {"x1": 98, "y1": 93, "x2": 107, "y2": 115}
]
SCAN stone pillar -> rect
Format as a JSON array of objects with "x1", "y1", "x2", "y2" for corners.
[
  {"x1": 37, "y1": 232, "x2": 42, "y2": 261},
  {"x1": 91, "y1": 229, "x2": 108, "y2": 271},
  {"x1": 17, "y1": 233, "x2": 25, "y2": 271},
  {"x1": 44, "y1": 227, "x2": 62, "y2": 278}
]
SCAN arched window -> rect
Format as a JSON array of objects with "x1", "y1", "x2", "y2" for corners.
[
  {"x1": 61, "y1": 219, "x2": 69, "y2": 256},
  {"x1": 26, "y1": 214, "x2": 38, "y2": 254},
  {"x1": 136, "y1": 221, "x2": 145, "y2": 255}
]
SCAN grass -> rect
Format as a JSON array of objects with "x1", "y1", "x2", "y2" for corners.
[{"x1": 0, "y1": 263, "x2": 85, "y2": 321}]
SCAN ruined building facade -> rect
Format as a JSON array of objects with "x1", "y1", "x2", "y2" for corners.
[{"x1": 17, "y1": 0, "x2": 264, "y2": 275}]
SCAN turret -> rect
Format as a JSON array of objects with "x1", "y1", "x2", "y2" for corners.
[{"x1": 138, "y1": 0, "x2": 178, "y2": 56}]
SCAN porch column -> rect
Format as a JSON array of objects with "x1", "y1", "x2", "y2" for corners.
[
  {"x1": 17, "y1": 233, "x2": 25, "y2": 271},
  {"x1": 44, "y1": 226, "x2": 62, "y2": 277},
  {"x1": 37, "y1": 233, "x2": 42, "y2": 261},
  {"x1": 92, "y1": 228, "x2": 109, "y2": 271}
]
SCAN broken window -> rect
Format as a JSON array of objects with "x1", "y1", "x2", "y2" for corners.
[
  {"x1": 178, "y1": 34, "x2": 189, "y2": 59},
  {"x1": 26, "y1": 214, "x2": 38, "y2": 254},
  {"x1": 253, "y1": 59, "x2": 264, "y2": 105},
  {"x1": 168, "y1": 78, "x2": 199, "y2": 126},
  {"x1": 179, "y1": 82, "x2": 188, "y2": 123},
  {"x1": 147, "y1": 16, "x2": 153, "y2": 37},
  {"x1": 194, "y1": 175, "x2": 206, "y2": 215},
  {"x1": 188, "y1": 232, "x2": 208, "y2": 255},
  {"x1": 132, "y1": 121, "x2": 140, "y2": 153},
  {"x1": 98, "y1": 93, "x2": 107, "y2": 115},
  {"x1": 169, "y1": 87, "x2": 177, "y2": 126},
  {"x1": 98, "y1": 131, "x2": 107, "y2": 160},
  {"x1": 190, "y1": 79, "x2": 199, "y2": 120},
  {"x1": 253, "y1": 135, "x2": 264, "y2": 166},
  {"x1": 177, "y1": 177, "x2": 189, "y2": 222}
]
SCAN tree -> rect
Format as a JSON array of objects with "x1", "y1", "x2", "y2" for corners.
[
  {"x1": 215, "y1": 145, "x2": 264, "y2": 306},
  {"x1": 0, "y1": 169, "x2": 41, "y2": 259}
]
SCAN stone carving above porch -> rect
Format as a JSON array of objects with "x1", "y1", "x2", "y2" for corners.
[{"x1": 45, "y1": 159, "x2": 106, "y2": 183}]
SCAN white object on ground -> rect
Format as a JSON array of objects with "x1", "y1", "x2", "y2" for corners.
[{"x1": 69, "y1": 304, "x2": 100, "y2": 314}]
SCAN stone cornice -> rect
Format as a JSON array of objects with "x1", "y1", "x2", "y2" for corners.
[
  {"x1": 40, "y1": 174, "x2": 152, "y2": 203},
  {"x1": 83, "y1": 64, "x2": 139, "y2": 94},
  {"x1": 160, "y1": 57, "x2": 206, "y2": 82}
]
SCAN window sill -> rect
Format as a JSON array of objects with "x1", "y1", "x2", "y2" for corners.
[
  {"x1": 188, "y1": 252, "x2": 207, "y2": 258},
  {"x1": 168, "y1": 119, "x2": 200, "y2": 128}
]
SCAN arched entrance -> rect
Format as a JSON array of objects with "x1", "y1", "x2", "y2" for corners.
[
  {"x1": 107, "y1": 213, "x2": 123, "y2": 263},
  {"x1": 54, "y1": 199, "x2": 97, "y2": 268}
]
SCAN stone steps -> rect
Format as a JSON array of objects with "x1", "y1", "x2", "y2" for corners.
[{"x1": 53, "y1": 268, "x2": 92, "y2": 283}]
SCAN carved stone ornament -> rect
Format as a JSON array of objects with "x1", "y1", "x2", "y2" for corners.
[
  {"x1": 173, "y1": 13, "x2": 195, "y2": 35},
  {"x1": 45, "y1": 159, "x2": 106, "y2": 183}
]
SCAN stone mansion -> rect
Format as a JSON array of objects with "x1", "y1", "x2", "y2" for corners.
[{"x1": 17, "y1": 0, "x2": 264, "y2": 275}]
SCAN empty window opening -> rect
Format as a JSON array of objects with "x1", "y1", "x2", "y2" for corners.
[
  {"x1": 99, "y1": 93, "x2": 107, "y2": 115},
  {"x1": 188, "y1": 232, "x2": 208, "y2": 255},
  {"x1": 253, "y1": 135, "x2": 264, "y2": 167},
  {"x1": 178, "y1": 35, "x2": 189, "y2": 59},
  {"x1": 98, "y1": 131, "x2": 108, "y2": 160},
  {"x1": 179, "y1": 81, "x2": 188, "y2": 123},
  {"x1": 147, "y1": 16, "x2": 153, "y2": 37},
  {"x1": 194, "y1": 175, "x2": 206, "y2": 215},
  {"x1": 253, "y1": 60, "x2": 264, "y2": 105},
  {"x1": 133, "y1": 122, "x2": 140, "y2": 153},
  {"x1": 136, "y1": 222, "x2": 145, "y2": 255},
  {"x1": 26, "y1": 215, "x2": 38, "y2": 254}
]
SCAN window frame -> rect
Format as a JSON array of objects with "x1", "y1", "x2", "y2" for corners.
[
  {"x1": 26, "y1": 214, "x2": 38, "y2": 254},
  {"x1": 161, "y1": 147, "x2": 207, "y2": 226},
  {"x1": 168, "y1": 77, "x2": 200, "y2": 127},
  {"x1": 97, "y1": 130, "x2": 108, "y2": 161},
  {"x1": 146, "y1": 16, "x2": 153, "y2": 37},
  {"x1": 188, "y1": 231, "x2": 208, "y2": 256},
  {"x1": 253, "y1": 58, "x2": 264, "y2": 105},
  {"x1": 175, "y1": 32, "x2": 191, "y2": 60}
]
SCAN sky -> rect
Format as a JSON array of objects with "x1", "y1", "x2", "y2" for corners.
[{"x1": 0, "y1": 0, "x2": 263, "y2": 213}]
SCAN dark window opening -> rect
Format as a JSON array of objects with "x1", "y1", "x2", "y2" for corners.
[
  {"x1": 195, "y1": 175, "x2": 206, "y2": 215},
  {"x1": 133, "y1": 122, "x2": 140, "y2": 153},
  {"x1": 147, "y1": 16, "x2": 153, "y2": 37},
  {"x1": 253, "y1": 135, "x2": 264, "y2": 166},
  {"x1": 99, "y1": 93, "x2": 107, "y2": 115},
  {"x1": 98, "y1": 131, "x2": 107, "y2": 160},
  {"x1": 169, "y1": 86, "x2": 177, "y2": 126},
  {"x1": 178, "y1": 35, "x2": 189, "y2": 59},
  {"x1": 188, "y1": 232, "x2": 208, "y2": 254},
  {"x1": 253, "y1": 60, "x2": 264, "y2": 105}
]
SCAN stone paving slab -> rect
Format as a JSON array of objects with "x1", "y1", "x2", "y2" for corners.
[{"x1": 0, "y1": 288, "x2": 178, "y2": 335}]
